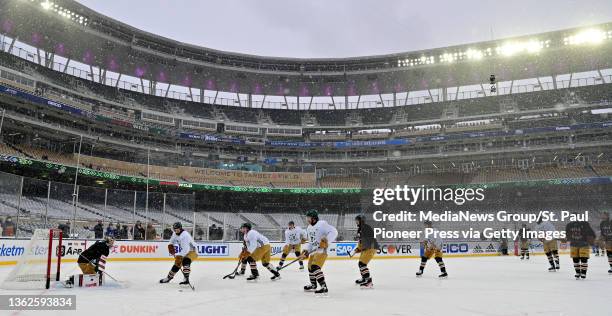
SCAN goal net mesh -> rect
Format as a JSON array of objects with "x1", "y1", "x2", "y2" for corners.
[{"x1": 1, "y1": 229, "x2": 62, "y2": 290}]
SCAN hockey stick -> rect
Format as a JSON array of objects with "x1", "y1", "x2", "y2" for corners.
[
  {"x1": 276, "y1": 256, "x2": 304, "y2": 271},
  {"x1": 77, "y1": 254, "x2": 121, "y2": 283},
  {"x1": 223, "y1": 258, "x2": 243, "y2": 280},
  {"x1": 179, "y1": 269, "x2": 195, "y2": 291}
]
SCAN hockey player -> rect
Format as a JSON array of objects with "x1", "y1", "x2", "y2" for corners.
[
  {"x1": 416, "y1": 221, "x2": 448, "y2": 278},
  {"x1": 301, "y1": 209, "x2": 338, "y2": 295},
  {"x1": 66, "y1": 236, "x2": 114, "y2": 287},
  {"x1": 518, "y1": 224, "x2": 531, "y2": 260},
  {"x1": 160, "y1": 222, "x2": 197, "y2": 286},
  {"x1": 565, "y1": 217, "x2": 596, "y2": 279},
  {"x1": 239, "y1": 223, "x2": 281, "y2": 281},
  {"x1": 535, "y1": 218, "x2": 560, "y2": 271},
  {"x1": 277, "y1": 221, "x2": 306, "y2": 271},
  {"x1": 600, "y1": 212, "x2": 612, "y2": 274},
  {"x1": 236, "y1": 240, "x2": 248, "y2": 276},
  {"x1": 77, "y1": 236, "x2": 114, "y2": 275},
  {"x1": 354, "y1": 214, "x2": 378, "y2": 288}
]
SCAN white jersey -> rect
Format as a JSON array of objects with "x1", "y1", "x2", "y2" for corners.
[
  {"x1": 306, "y1": 220, "x2": 338, "y2": 253},
  {"x1": 169, "y1": 230, "x2": 197, "y2": 257},
  {"x1": 285, "y1": 227, "x2": 306, "y2": 246},
  {"x1": 423, "y1": 228, "x2": 443, "y2": 250},
  {"x1": 536, "y1": 220, "x2": 556, "y2": 233},
  {"x1": 244, "y1": 229, "x2": 270, "y2": 253}
]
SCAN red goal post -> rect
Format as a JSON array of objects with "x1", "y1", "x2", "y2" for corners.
[{"x1": 46, "y1": 229, "x2": 63, "y2": 289}]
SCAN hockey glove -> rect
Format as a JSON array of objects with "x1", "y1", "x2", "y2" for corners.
[
  {"x1": 168, "y1": 244, "x2": 176, "y2": 255},
  {"x1": 239, "y1": 249, "x2": 250, "y2": 260},
  {"x1": 319, "y1": 238, "x2": 328, "y2": 249}
]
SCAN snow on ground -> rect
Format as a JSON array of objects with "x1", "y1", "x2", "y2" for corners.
[{"x1": 0, "y1": 255, "x2": 610, "y2": 316}]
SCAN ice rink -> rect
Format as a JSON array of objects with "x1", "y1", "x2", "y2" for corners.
[{"x1": 0, "y1": 255, "x2": 610, "y2": 316}]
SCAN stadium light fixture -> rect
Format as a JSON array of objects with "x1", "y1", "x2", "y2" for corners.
[
  {"x1": 466, "y1": 49, "x2": 483, "y2": 60},
  {"x1": 40, "y1": 1, "x2": 52, "y2": 10},
  {"x1": 564, "y1": 29, "x2": 607, "y2": 45},
  {"x1": 496, "y1": 39, "x2": 545, "y2": 57}
]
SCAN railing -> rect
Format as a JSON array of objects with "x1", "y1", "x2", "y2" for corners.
[{"x1": 0, "y1": 170, "x2": 325, "y2": 242}]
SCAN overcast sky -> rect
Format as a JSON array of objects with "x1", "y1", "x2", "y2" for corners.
[{"x1": 76, "y1": 0, "x2": 612, "y2": 58}]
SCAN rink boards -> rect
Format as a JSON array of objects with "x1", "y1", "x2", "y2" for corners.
[{"x1": 0, "y1": 238, "x2": 571, "y2": 265}]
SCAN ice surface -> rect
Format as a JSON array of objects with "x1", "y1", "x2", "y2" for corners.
[{"x1": 0, "y1": 255, "x2": 610, "y2": 316}]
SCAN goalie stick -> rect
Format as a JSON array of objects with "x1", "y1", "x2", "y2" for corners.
[{"x1": 77, "y1": 254, "x2": 121, "y2": 283}]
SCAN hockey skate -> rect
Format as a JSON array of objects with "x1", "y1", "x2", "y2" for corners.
[
  {"x1": 304, "y1": 284, "x2": 317, "y2": 292},
  {"x1": 246, "y1": 274, "x2": 259, "y2": 282},
  {"x1": 159, "y1": 277, "x2": 172, "y2": 283},
  {"x1": 439, "y1": 272, "x2": 448, "y2": 278},
  {"x1": 355, "y1": 278, "x2": 366, "y2": 285},
  {"x1": 608, "y1": 268, "x2": 611, "y2": 274},
  {"x1": 179, "y1": 278, "x2": 195, "y2": 291},
  {"x1": 548, "y1": 266, "x2": 557, "y2": 272},
  {"x1": 270, "y1": 271, "x2": 281, "y2": 281},
  {"x1": 314, "y1": 285, "x2": 328, "y2": 296},
  {"x1": 359, "y1": 280, "x2": 373, "y2": 289},
  {"x1": 62, "y1": 276, "x2": 74, "y2": 288},
  {"x1": 416, "y1": 270, "x2": 424, "y2": 277}
]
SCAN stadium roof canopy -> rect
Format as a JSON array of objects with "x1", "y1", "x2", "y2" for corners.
[{"x1": 1, "y1": 0, "x2": 612, "y2": 97}]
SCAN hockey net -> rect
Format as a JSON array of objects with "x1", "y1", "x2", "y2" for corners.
[{"x1": 1, "y1": 229, "x2": 63, "y2": 290}]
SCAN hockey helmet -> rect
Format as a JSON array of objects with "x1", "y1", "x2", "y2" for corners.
[{"x1": 305, "y1": 209, "x2": 319, "y2": 220}]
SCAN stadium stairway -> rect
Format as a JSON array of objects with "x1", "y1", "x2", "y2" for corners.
[
  {"x1": 237, "y1": 213, "x2": 252, "y2": 226},
  {"x1": 0, "y1": 198, "x2": 31, "y2": 217},
  {"x1": 165, "y1": 209, "x2": 192, "y2": 224},
  {"x1": 75, "y1": 203, "x2": 118, "y2": 222},
  {"x1": 264, "y1": 213, "x2": 280, "y2": 227}
]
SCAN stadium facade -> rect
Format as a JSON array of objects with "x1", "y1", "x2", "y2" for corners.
[{"x1": 0, "y1": 0, "x2": 610, "y2": 241}]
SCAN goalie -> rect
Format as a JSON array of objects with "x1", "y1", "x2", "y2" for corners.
[
  {"x1": 66, "y1": 236, "x2": 114, "y2": 287},
  {"x1": 160, "y1": 222, "x2": 198, "y2": 286}
]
